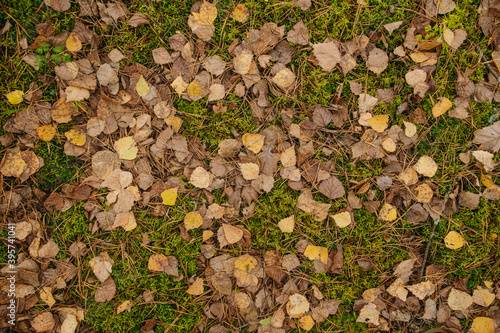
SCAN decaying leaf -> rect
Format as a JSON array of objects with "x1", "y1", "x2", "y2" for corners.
[
  {"x1": 313, "y1": 42, "x2": 341, "y2": 72},
  {"x1": 278, "y1": 215, "x2": 295, "y2": 233},
  {"x1": 148, "y1": 254, "x2": 179, "y2": 277},
  {"x1": 367, "y1": 115, "x2": 389, "y2": 133},
  {"x1": 413, "y1": 155, "x2": 438, "y2": 177},
  {"x1": 231, "y1": 4, "x2": 249, "y2": 23},
  {"x1": 287, "y1": 293, "x2": 310, "y2": 318},
  {"x1": 89, "y1": 252, "x2": 114, "y2": 283},
  {"x1": 356, "y1": 302, "x2": 380, "y2": 325},
  {"x1": 190, "y1": 167, "x2": 213, "y2": 189},
  {"x1": 184, "y1": 211, "x2": 203, "y2": 231},
  {"x1": 470, "y1": 317, "x2": 495, "y2": 333},
  {"x1": 186, "y1": 277, "x2": 204, "y2": 295},
  {"x1": 378, "y1": 203, "x2": 397, "y2": 221},
  {"x1": 242, "y1": 133, "x2": 265, "y2": 154},
  {"x1": 447, "y1": 288, "x2": 472, "y2": 311},
  {"x1": 432, "y1": 97, "x2": 453, "y2": 117},
  {"x1": 297, "y1": 190, "x2": 331, "y2": 221},
  {"x1": 332, "y1": 211, "x2": 352, "y2": 228},
  {"x1": 114, "y1": 136, "x2": 138, "y2": 160},
  {"x1": 444, "y1": 231, "x2": 465, "y2": 249}
]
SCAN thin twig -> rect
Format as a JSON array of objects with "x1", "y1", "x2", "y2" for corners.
[{"x1": 475, "y1": 45, "x2": 500, "y2": 83}]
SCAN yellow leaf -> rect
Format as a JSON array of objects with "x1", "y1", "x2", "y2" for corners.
[
  {"x1": 193, "y1": 2, "x2": 217, "y2": 25},
  {"x1": 481, "y1": 174, "x2": 494, "y2": 188},
  {"x1": 242, "y1": 133, "x2": 265, "y2": 154},
  {"x1": 444, "y1": 231, "x2": 465, "y2": 249},
  {"x1": 234, "y1": 254, "x2": 258, "y2": 273},
  {"x1": 432, "y1": 97, "x2": 452, "y2": 117},
  {"x1": 171, "y1": 75, "x2": 188, "y2": 96},
  {"x1": 165, "y1": 115, "x2": 183, "y2": 132},
  {"x1": 0, "y1": 152, "x2": 27, "y2": 178},
  {"x1": 470, "y1": 317, "x2": 495, "y2": 333},
  {"x1": 414, "y1": 183, "x2": 433, "y2": 203},
  {"x1": 161, "y1": 188, "x2": 177, "y2": 206},
  {"x1": 413, "y1": 155, "x2": 438, "y2": 177},
  {"x1": 403, "y1": 121, "x2": 417, "y2": 137},
  {"x1": 231, "y1": 4, "x2": 249, "y2": 23},
  {"x1": 37, "y1": 124, "x2": 57, "y2": 141},
  {"x1": 299, "y1": 315, "x2": 315, "y2": 331},
  {"x1": 278, "y1": 216, "x2": 295, "y2": 233},
  {"x1": 6, "y1": 90, "x2": 24, "y2": 105},
  {"x1": 332, "y1": 211, "x2": 352, "y2": 228},
  {"x1": 116, "y1": 301, "x2": 132, "y2": 314},
  {"x1": 66, "y1": 32, "x2": 82, "y2": 52},
  {"x1": 136, "y1": 75, "x2": 150, "y2": 97},
  {"x1": 64, "y1": 129, "x2": 86, "y2": 146},
  {"x1": 379, "y1": 203, "x2": 397, "y2": 221},
  {"x1": 114, "y1": 137, "x2": 138, "y2": 160},
  {"x1": 303, "y1": 245, "x2": 328, "y2": 265},
  {"x1": 184, "y1": 211, "x2": 203, "y2": 231},
  {"x1": 202, "y1": 230, "x2": 214, "y2": 242},
  {"x1": 186, "y1": 277, "x2": 204, "y2": 295},
  {"x1": 367, "y1": 115, "x2": 389, "y2": 133}
]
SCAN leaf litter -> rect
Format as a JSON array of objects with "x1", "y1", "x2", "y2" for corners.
[{"x1": 1, "y1": 0, "x2": 500, "y2": 332}]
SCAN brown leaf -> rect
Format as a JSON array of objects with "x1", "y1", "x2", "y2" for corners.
[
  {"x1": 287, "y1": 21, "x2": 309, "y2": 45},
  {"x1": 31, "y1": 312, "x2": 55, "y2": 332},
  {"x1": 297, "y1": 189, "x2": 331, "y2": 221},
  {"x1": 148, "y1": 254, "x2": 179, "y2": 276},
  {"x1": 473, "y1": 121, "x2": 500, "y2": 152},
  {"x1": 95, "y1": 277, "x2": 116, "y2": 303},
  {"x1": 313, "y1": 41, "x2": 341, "y2": 72},
  {"x1": 318, "y1": 176, "x2": 345, "y2": 199},
  {"x1": 367, "y1": 47, "x2": 388, "y2": 75},
  {"x1": 44, "y1": 0, "x2": 70, "y2": 12}
]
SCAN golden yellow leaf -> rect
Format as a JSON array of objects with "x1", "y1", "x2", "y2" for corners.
[
  {"x1": 239, "y1": 162, "x2": 259, "y2": 180},
  {"x1": 64, "y1": 129, "x2": 86, "y2": 146},
  {"x1": 136, "y1": 75, "x2": 150, "y2": 97},
  {"x1": 161, "y1": 188, "x2": 177, "y2": 206},
  {"x1": 242, "y1": 133, "x2": 265, "y2": 154},
  {"x1": 202, "y1": 230, "x2": 214, "y2": 242},
  {"x1": 367, "y1": 115, "x2": 389, "y2": 133},
  {"x1": 171, "y1": 75, "x2": 188, "y2": 96},
  {"x1": 184, "y1": 211, "x2": 203, "y2": 231},
  {"x1": 186, "y1": 277, "x2": 204, "y2": 295},
  {"x1": 0, "y1": 152, "x2": 27, "y2": 178},
  {"x1": 414, "y1": 183, "x2": 433, "y2": 203},
  {"x1": 116, "y1": 301, "x2": 132, "y2": 314},
  {"x1": 403, "y1": 121, "x2": 417, "y2": 137},
  {"x1": 432, "y1": 97, "x2": 452, "y2": 117},
  {"x1": 234, "y1": 254, "x2": 257, "y2": 273},
  {"x1": 470, "y1": 317, "x2": 495, "y2": 333},
  {"x1": 299, "y1": 315, "x2": 315, "y2": 331},
  {"x1": 37, "y1": 124, "x2": 57, "y2": 141},
  {"x1": 6, "y1": 90, "x2": 24, "y2": 105},
  {"x1": 193, "y1": 2, "x2": 217, "y2": 25},
  {"x1": 278, "y1": 216, "x2": 295, "y2": 233},
  {"x1": 303, "y1": 245, "x2": 328, "y2": 265},
  {"x1": 444, "y1": 231, "x2": 465, "y2": 249},
  {"x1": 66, "y1": 32, "x2": 82, "y2": 52},
  {"x1": 413, "y1": 155, "x2": 438, "y2": 177},
  {"x1": 379, "y1": 203, "x2": 397, "y2": 221},
  {"x1": 114, "y1": 136, "x2": 138, "y2": 160},
  {"x1": 332, "y1": 211, "x2": 352, "y2": 228},
  {"x1": 231, "y1": 4, "x2": 249, "y2": 23}
]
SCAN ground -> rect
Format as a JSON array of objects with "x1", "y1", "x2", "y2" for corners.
[{"x1": 0, "y1": 0, "x2": 499, "y2": 332}]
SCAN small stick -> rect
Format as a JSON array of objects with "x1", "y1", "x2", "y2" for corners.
[
  {"x1": 475, "y1": 45, "x2": 500, "y2": 83},
  {"x1": 418, "y1": 188, "x2": 453, "y2": 282}
]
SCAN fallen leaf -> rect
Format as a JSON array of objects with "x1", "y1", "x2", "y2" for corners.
[
  {"x1": 186, "y1": 277, "x2": 204, "y2": 295},
  {"x1": 136, "y1": 75, "x2": 150, "y2": 97},
  {"x1": 6, "y1": 90, "x2": 24, "y2": 104},
  {"x1": 278, "y1": 215, "x2": 295, "y2": 233},
  {"x1": 171, "y1": 75, "x2": 188, "y2": 96},
  {"x1": 44, "y1": 0, "x2": 70, "y2": 12},
  {"x1": 304, "y1": 245, "x2": 328, "y2": 265},
  {"x1": 95, "y1": 277, "x2": 116, "y2": 303},
  {"x1": 202, "y1": 230, "x2": 214, "y2": 242},
  {"x1": 332, "y1": 211, "x2": 352, "y2": 228},
  {"x1": 242, "y1": 133, "x2": 265, "y2": 154},
  {"x1": 272, "y1": 68, "x2": 295, "y2": 89},
  {"x1": 356, "y1": 302, "x2": 380, "y2": 325},
  {"x1": 114, "y1": 137, "x2": 138, "y2": 160},
  {"x1": 66, "y1": 32, "x2": 82, "y2": 52},
  {"x1": 444, "y1": 231, "x2": 465, "y2": 249},
  {"x1": 470, "y1": 317, "x2": 495, "y2": 333},
  {"x1": 403, "y1": 121, "x2": 417, "y2": 137},
  {"x1": 413, "y1": 155, "x2": 438, "y2": 177},
  {"x1": 222, "y1": 224, "x2": 243, "y2": 244},
  {"x1": 406, "y1": 281, "x2": 435, "y2": 300},
  {"x1": 447, "y1": 288, "x2": 472, "y2": 311},
  {"x1": 116, "y1": 300, "x2": 132, "y2": 314},
  {"x1": 89, "y1": 252, "x2": 114, "y2": 283},
  {"x1": 193, "y1": 1, "x2": 217, "y2": 25},
  {"x1": 287, "y1": 293, "x2": 310, "y2": 318},
  {"x1": 297, "y1": 190, "x2": 331, "y2": 221},
  {"x1": 234, "y1": 254, "x2": 258, "y2": 273},
  {"x1": 37, "y1": 124, "x2": 57, "y2": 141},
  {"x1": 414, "y1": 183, "x2": 434, "y2": 203},
  {"x1": 378, "y1": 203, "x2": 397, "y2": 221},
  {"x1": 367, "y1": 115, "x2": 389, "y2": 133},
  {"x1": 313, "y1": 42, "x2": 341, "y2": 72},
  {"x1": 472, "y1": 286, "x2": 495, "y2": 307},
  {"x1": 239, "y1": 162, "x2": 260, "y2": 180},
  {"x1": 473, "y1": 121, "x2": 500, "y2": 152},
  {"x1": 367, "y1": 47, "x2": 388, "y2": 75},
  {"x1": 184, "y1": 211, "x2": 203, "y2": 231},
  {"x1": 161, "y1": 188, "x2": 177, "y2": 206},
  {"x1": 432, "y1": 97, "x2": 453, "y2": 117},
  {"x1": 39, "y1": 286, "x2": 56, "y2": 307},
  {"x1": 231, "y1": 4, "x2": 249, "y2": 23},
  {"x1": 190, "y1": 167, "x2": 213, "y2": 189},
  {"x1": 472, "y1": 151, "x2": 497, "y2": 172},
  {"x1": 298, "y1": 315, "x2": 315, "y2": 331},
  {"x1": 31, "y1": 312, "x2": 55, "y2": 332},
  {"x1": 65, "y1": 129, "x2": 86, "y2": 146},
  {"x1": 148, "y1": 254, "x2": 179, "y2": 276},
  {"x1": 287, "y1": 21, "x2": 309, "y2": 45},
  {"x1": 0, "y1": 151, "x2": 27, "y2": 178}
]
